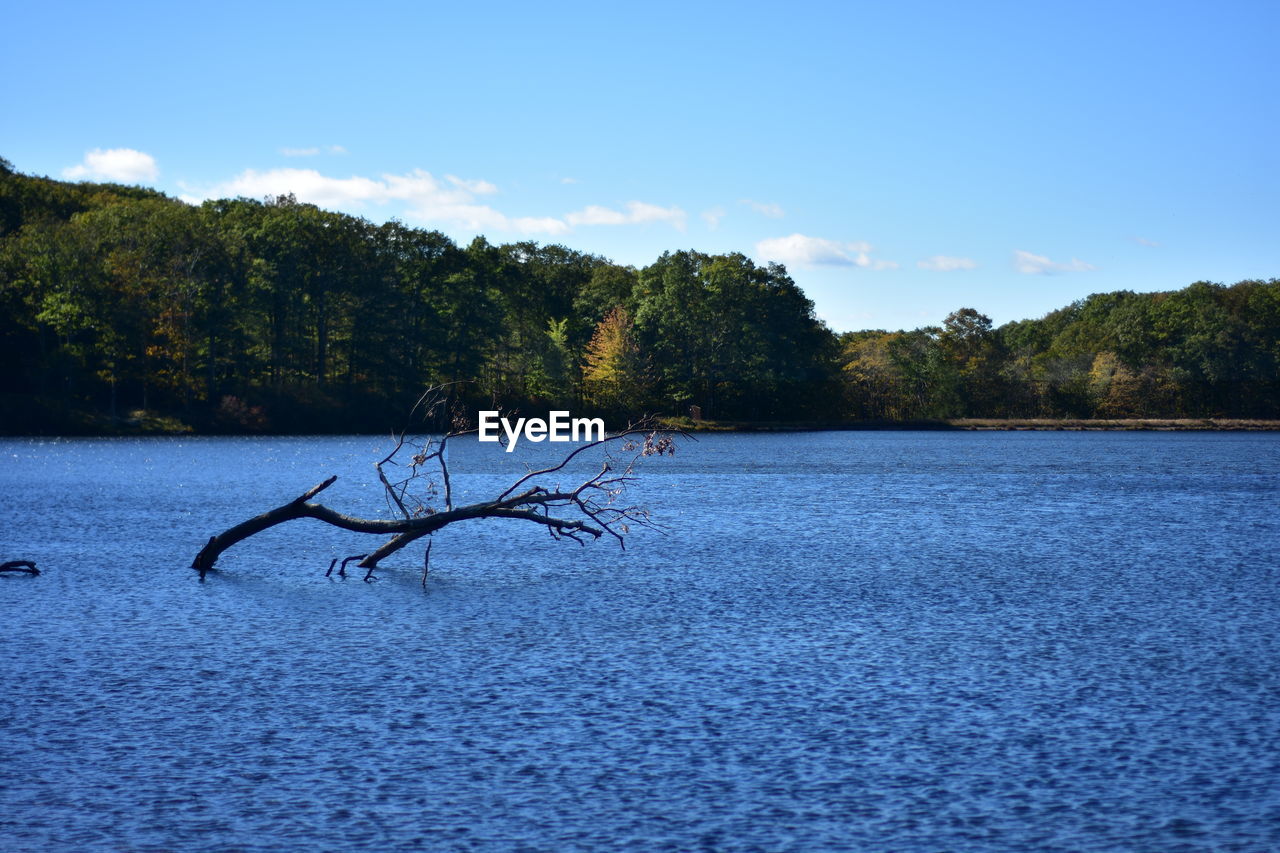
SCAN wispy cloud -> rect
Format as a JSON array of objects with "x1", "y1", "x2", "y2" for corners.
[
  {"x1": 1132, "y1": 236, "x2": 1161, "y2": 247},
  {"x1": 756, "y1": 233, "x2": 897, "y2": 269},
  {"x1": 445, "y1": 175, "x2": 498, "y2": 194},
  {"x1": 186, "y1": 166, "x2": 689, "y2": 238},
  {"x1": 701, "y1": 206, "x2": 726, "y2": 230},
  {"x1": 187, "y1": 167, "x2": 570, "y2": 235},
  {"x1": 740, "y1": 199, "x2": 784, "y2": 218},
  {"x1": 560, "y1": 176, "x2": 579, "y2": 185},
  {"x1": 1013, "y1": 250, "x2": 1096, "y2": 274},
  {"x1": 565, "y1": 201, "x2": 686, "y2": 230},
  {"x1": 63, "y1": 148, "x2": 159, "y2": 182},
  {"x1": 281, "y1": 145, "x2": 347, "y2": 157},
  {"x1": 918, "y1": 255, "x2": 978, "y2": 271}
]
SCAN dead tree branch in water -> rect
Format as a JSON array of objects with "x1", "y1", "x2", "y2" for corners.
[{"x1": 191, "y1": 388, "x2": 681, "y2": 579}]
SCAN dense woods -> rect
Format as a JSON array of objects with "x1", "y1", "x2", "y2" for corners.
[{"x1": 2, "y1": 158, "x2": 1277, "y2": 434}]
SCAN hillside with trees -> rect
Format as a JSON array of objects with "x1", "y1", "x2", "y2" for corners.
[
  {"x1": 1, "y1": 158, "x2": 1276, "y2": 434},
  {"x1": 841, "y1": 287, "x2": 1280, "y2": 422}
]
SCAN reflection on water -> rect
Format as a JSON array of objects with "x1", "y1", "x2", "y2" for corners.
[{"x1": 2, "y1": 432, "x2": 1279, "y2": 850}]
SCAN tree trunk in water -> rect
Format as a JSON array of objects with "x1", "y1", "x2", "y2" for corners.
[{"x1": 190, "y1": 397, "x2": 679, "y2": 579}]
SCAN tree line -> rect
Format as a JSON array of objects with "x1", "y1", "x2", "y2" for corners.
[{"x1": 2, "y1": 157, "x2": 1277, "y2": 434}]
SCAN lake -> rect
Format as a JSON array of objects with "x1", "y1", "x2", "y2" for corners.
[{"x1": 2, "y1": 431, "x2": 1278, "y2": 851}]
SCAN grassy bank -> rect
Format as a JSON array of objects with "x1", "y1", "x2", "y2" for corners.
[
  {"x1": 948, "y1": 418, "x2": 1280, "y2": 430},
  {"x1": 659, "y1": 417, "x2": 1280, "y2": 432}
]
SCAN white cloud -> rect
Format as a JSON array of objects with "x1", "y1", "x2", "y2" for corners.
[
  {"x1": 281, "y1": 145, "x2": 346, "y2": 157},
  {"x1": 755, "y1": 233, "x2": 896, "y2": 269},
  {"x1": 199, "y1": 168, "x2": 402, "y2": 208},
  {"x1": 740, "y1": 199, "x2": 784, "y2": 218},
  {"x1": 560, "y1": 176, "x2": 579, "y2": 184},
  {"x1": 1013, "y1": 250, "x2": 1096, "y2": 274},
  {"x1": 445, "y1": 174, "x2": 498, "y2": 195},
  {"x1": 565, "y1": 206, "x2": 624, "y2": 225},
  {"x1": 189, "y1": 167, "x2": 570, "y2": 235},
  {"x1": 510, "y1": 216, "x2": 571, "y2": 234},
  {"x1": 189, "y1": 166, "x2": 690, "y2": 239},
  {"x1": 1132, "y1": 236, "x2": 1161, "y2": 247},
  {"x1": 918, "y1": 255, "x2": 978, "y2": 271},
  {"x1": 565, "y1": 201, "x2": 686, "y2": 230},
  {"x1": 701, "y1": 206, "x2": 726, "y2": 230},
  {"x1": 63, "y1": 148, "x2": 159, "y2": 182}
]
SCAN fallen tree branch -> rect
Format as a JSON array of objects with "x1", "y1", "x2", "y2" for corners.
[{"x1": 191, "y1": 389, "x2": 682, "y2": 577}]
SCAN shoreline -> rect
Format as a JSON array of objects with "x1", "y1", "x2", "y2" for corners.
[
  {"x1": 6, "y1": 417, "x2": 1280, "y2": 439},
  {"x1": 660, "y1": 417, "x2": 1280, "y2": 432}
]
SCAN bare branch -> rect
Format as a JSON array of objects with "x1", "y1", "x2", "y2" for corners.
[
  {"x1": 496, "y1": 417, "x2": 668, "y2": 502},
  {"x1": 191, "y1": 398, "x2": 685, "y2": 577}
]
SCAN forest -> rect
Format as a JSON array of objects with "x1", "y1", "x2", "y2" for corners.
[{"x1": 2, "y1": 157, "x2": 1278, "y2": 434}]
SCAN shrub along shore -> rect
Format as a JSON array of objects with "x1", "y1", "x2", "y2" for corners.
[{"x1": 660, "y1": 417, "x2": 1280, "y2": 433}]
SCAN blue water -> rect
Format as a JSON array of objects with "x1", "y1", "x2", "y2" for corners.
[{"x1": 1, "y1": 431, "x2": 1278, "y2": 851}]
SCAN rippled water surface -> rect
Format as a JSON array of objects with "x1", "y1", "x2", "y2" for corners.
[{"x1": 2, "y1": 431, "x2": 1279, "y2": 851}]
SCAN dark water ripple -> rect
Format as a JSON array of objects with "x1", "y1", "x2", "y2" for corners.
[{"x1": 2, "y1": 432, "x2": 1279, "y2": 851}]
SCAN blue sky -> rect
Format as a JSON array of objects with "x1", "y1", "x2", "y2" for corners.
[{"x1": 4, "y1": 0, "x2": 1277, "y2": 332}]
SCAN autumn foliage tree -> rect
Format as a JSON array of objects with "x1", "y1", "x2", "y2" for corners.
[{"x1": 582, "y1": 306, "x2": 648, "y2": 412}]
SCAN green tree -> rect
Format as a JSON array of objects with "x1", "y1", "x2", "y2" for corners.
[
  {"x1": 633, "y1": 251, "x2": 836, "y2": 419},
  {"x1": 939, "y1": 308, "x2": 1008, "y2": 415}
]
